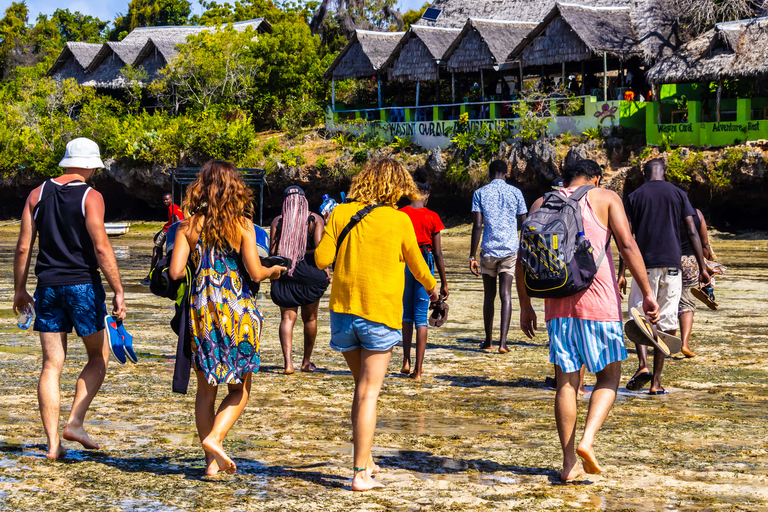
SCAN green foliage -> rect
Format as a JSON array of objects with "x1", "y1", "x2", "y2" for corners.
[
  {"x1": 629, "y1": 146, "x2": 653, "y2": 166},
  {"x1": 280, "y1": 148, "x2": 303, "y2": 167},
  {"x1": 582, "y1": 128, "x2": 602, "y2": 141},
  {"x1": 261, "y1": 137, "x2": 281, "y2": 157},
  {"x1": 315, "y1": 155, "x2": 328, "y2": 171},
  {"x1": 363, "y1": 134, "x2": 386, "y2": 149},
  {"x1": 111, "y1": 0, "x2": 191, "y2": 40},
  {"x1": 666, "y1": 149, "x2": 704, "y2": 184},
  {"x1": 708, "y1": 147, "x2": 743, "y2": 192},
  {"x1": 403, "y1": 3, "x2": 429, "y2": 30},
  {"x1": 658, "y1": 133, "x2": 674, "y2": 153},
  {"x1": 561, "y1": 131, "x2": 571, "y2": 146},
  {"x1": 451, "y1": 131, "x2": 474, "y2": 151},
  {"x1": 390, "y1": 135, "x2": 412, "y2": 152},
  {"x1": 352, "y1": 148, "x2": 368, "y2": 163},
  {"x1": 275, "y1": 94, "x2": 322, "y2": 136}
]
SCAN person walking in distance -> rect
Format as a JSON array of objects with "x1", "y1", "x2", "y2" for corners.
[
  {"x1": 516, "y1": 159, "x2": 660, "y2": 481},
  {"x1": 469, "y1": 160, "x2": 527, "y2": 352},
  {"x1": 618, "y1": 159, "x2": 710, "y2": 394},
  {"x1": 269, "y1": 186, "x2": 329, "y2": 374},
  {"x1": 13, "y1": 137, "x2": 127, "y2": 459},
  {"x1": 676, "y1": 208, "x2": 711, "y2": 358},
  {"x1": 143, "y1": 193, "x2": 183, "y2": 285}
]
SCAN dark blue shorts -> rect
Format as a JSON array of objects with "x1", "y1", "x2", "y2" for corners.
[{"x1": 34, "y1": 283, "x2": 107, "y2": 337}]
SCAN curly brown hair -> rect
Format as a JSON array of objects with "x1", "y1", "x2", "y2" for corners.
[
  {"x1": 182, "y1": 159, "x2": 253, "y2": 250},
  {"x1": 347, "y1": 158, "x2": 420, "y2": 207}
]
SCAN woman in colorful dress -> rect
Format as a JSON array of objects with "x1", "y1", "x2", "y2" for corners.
[
  {"x1": 170, "y1": 160, "x2": 285, "y2": 476},
  {"x1": 315, "y1": 159, "x2": 438, "y2": 491}
]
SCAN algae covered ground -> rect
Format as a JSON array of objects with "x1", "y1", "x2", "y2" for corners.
[{"x1": 0, "y1": 222, "x2": 766, "y2": 511}]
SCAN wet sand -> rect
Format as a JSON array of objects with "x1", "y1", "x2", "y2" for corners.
[{"x1": 0, "y1": 221, "x2": 766, "y2": 511}]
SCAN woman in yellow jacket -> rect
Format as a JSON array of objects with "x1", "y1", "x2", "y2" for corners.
[{"x1": 315, "y1": 159, "x2": 438, "y2": 491}]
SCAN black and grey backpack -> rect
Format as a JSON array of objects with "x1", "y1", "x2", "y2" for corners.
[{"x1": 518, "y1": 185, "x2": 610, "y2": 298}]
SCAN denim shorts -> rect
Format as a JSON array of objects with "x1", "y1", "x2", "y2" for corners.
[
  {"x1": 34, "y1": 283, "x2": 107, "y2": 337},
  {"x1": 403, "y1": 249, "x2": 435, "y2": 328},
  {"x1": 330, "y1": 311, "x2": 401, "y2": 353}
]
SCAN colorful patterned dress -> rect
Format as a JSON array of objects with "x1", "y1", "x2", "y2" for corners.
[{"x1": 189, "y1": 237, "x2": 262, "y2": 385}]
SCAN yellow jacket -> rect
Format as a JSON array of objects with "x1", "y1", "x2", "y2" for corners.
[{"x1": 315, "y1": 202, "x2": 437, "y2": 329}]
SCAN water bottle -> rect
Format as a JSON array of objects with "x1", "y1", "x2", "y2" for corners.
[
  {"x1": 320, "y1": 194, "x2": 338, "y2": 218},
  {"x1": 17, "y1": 305, "x2": 34, "y2": 330}
]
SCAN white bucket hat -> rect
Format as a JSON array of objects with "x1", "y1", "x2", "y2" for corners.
[{"x1": 59, "y1": 138, "x2": 104, "y2": 169}]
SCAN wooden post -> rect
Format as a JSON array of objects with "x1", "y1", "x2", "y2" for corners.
[
  {"x1": 716, "y1": 79, "x2": 722, "y2": 122},
  {"x1": 436, "y1": 66, "x2": 440, "y2": 103},
  {"x1": 620, "y1": 60, "x2": 624, "y2": 87},
  {"x1": 377, "y1": 75, "x2": 382, "y2": 109},
  {"x1": 654, "y1": 84, "x2": 661, "y2": 125},
  {"x1": 416, "y1": 81, "x2": 420, "y2": 108},
  {"x1": 451, "y1": 72, "x2": 455, "y2": 103},
  {"x1": 331, "y1": 78, "x2": 335, "y2": 110},
  {"x1": 580, "y1": 61, "x2": 585, "y2": 95},
  {"x1": 518, "y1": 63, "x2": 523, "y2": 91},
  {"x1": 561, "y1": 61, "x2": 565, "y2": 88},
  {"x1": 480, "y1": 69, "x2": 485, "y2": 99},
  {"x1": 603, "y1": 52, "x2": 608, "y2": 101}
]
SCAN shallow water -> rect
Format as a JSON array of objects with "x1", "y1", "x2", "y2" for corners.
[{"x1": 0, "y1": 221, "x2": 766, "y2": 510}]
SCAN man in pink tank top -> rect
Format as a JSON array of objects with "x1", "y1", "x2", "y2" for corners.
[{"x1": 515, "y1": 159, "x2": 660, "y2": 482}]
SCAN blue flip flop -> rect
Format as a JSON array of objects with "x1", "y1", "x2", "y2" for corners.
[
  {"x1": 105, "y1": 315, "x2": 127, "y2": 364},
  {"x1": 119, "y1": 322, "x2": 137, "y2": 364},
  {"x1": 648, "y1": 388, "x2": 668, "y2": 395}
]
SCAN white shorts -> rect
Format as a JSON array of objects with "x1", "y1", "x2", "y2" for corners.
[{"x1": 628, "y1": 267, "x2": 682, "y2": 332}]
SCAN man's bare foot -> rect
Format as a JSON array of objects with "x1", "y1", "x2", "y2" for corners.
[
  {"x1": 62, "y1": 424, "x2": 99, "y2": 450},
  {"x1": 560, "y1": 459, "x2": 585, "y2": 481},
  {"x1": 631, "y1": 367, "x2": 650, "y2": 380},
  {"x1": 300, "y1": 362, "x2": 317, "y2": 372},
  {"x1": 578, "y1": 385, "x2": 588, "y2": 396},
  {"x1": 284, "y1": 364, "x2": 295, "y2": 375},
  {"x1": 351, "y1": 467, "x2": 384, "y2": 491},
  {"x1": 400, "y1": 361, "x2": 410, "y2": 374},
  {"x1": 480, "y1": 342, "x2": 493, "y2": 350},
  {"x1": 46, "y1": 442, "x2": 66, "y2": 460},
  {"x1": 205, "y1": 454, "x2": 219, "y2": 476},
  {"x1": 201, "y1": 437, "x2": 236, "y2": 475},
  {"x1": 498, "y1": 345, "x2": 510, "y2": 354},
  {"x1": 410, "y1": 372, "x2": 422, "y2": 381},
  {"x1": 681, "y1": 346, "x2": 696, "y2": 358},
  {"x1": 576, "y1": 443, "x2": 603, "y2": 475}
]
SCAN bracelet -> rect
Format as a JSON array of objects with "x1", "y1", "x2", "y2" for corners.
[{"x1": 469, "y1": 257, "x2": 477, "y2": 262}]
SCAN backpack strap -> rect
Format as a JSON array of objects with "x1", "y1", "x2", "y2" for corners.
[
  {"x1": 594, "y1": 234, "x2": 612, "y2": 269},
  {"x1": 335, "y1": 203, "x2": 384, "y2": 260},
  {"x1": 567, "y1": 185, "x2": 611, "y2": 268},
  {"x1": 567, "y1": 185, "x2": 595, "y2": 202}
]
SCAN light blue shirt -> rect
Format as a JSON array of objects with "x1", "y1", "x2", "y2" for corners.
[{"x1": 471, "y1": 179, "x2": 528, "y2": 258}]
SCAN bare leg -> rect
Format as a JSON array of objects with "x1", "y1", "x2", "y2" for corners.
[
  {"x1": 649, "y1": 337, "x2": 668, "y2": 393},
  {"x1": 554, "y1": 365, "x2": 584, "y2": 481},
  {"x1": 342, "y1": 348, "x2": 392, "y2": 491},
  {"x1": 577, "y1": 360, "x2": 621, "y2": 475},
  {"x1": 578, "y1": 365, "x2": 587, "y2": 395},
  {"x1": 300, "y1": 301, "x2": 319, "y2": 371},
  {"x1": 400, "y1": 322, "x2": 413, "y2": 374},
  {"x1": 679, "y1": 311, "x2": 695, "y2": 357},
  {"x1": 632, "y1": 344, "x2": 650, "y2": 379},
  {"x1": 194, "y1": 371, "x2": 219, "y2": 476},
  {"x1": 411, "y1": 326, "x2": 428, "y2": 380},
  {"x1": 279, "y1": 307, "x2": 298, "y2": 374},
  {"x1": 481, "y1": 275, "x2": 497, "y2": 349},
  {"x1": 201, "y1": 373, "x2": 252, "y2": 475},
  {"x1": 38, "y1": 332, "x2": 68, "y2": 459},
  {"x1": 63, "y1": 329, "x2": 109, "y2": 450},
  {"x1": 498, "y1": 273, "x2": 513, "y2": 353}
]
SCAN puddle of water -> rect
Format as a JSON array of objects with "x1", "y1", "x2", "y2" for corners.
[{"x1": 377, "y1": 412, "x2": 495, "y2": 436}]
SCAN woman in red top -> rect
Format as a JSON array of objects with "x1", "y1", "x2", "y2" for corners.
[{"x1": 399, "y1": 176, "x2": 449, "y2": 380}]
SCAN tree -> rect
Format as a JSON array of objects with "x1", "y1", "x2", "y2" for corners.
[
  {"x1": 0, "y1": 2, "x2": 30, "y2": 79},
  {"x1": 50, "y1": 9, "x2": 108, "y2": 43},
  {"x1": 403, "y1": 2, "x2": 428, "y2": 31},
  {"x1": 111, "y1": 0, "x2": 192, "y2": 40}
]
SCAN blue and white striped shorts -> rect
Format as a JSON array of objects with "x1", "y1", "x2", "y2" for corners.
[{"x1": 547, "y1": 318, "x2": 627, "y2": 374}]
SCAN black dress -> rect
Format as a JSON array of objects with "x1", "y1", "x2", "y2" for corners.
[{"x1": 270, "y1": 215, "x2": 329, "y2": 308}]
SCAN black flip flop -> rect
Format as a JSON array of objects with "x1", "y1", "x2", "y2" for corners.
[
  {"x1": 626, "y1": 371, "x2": 653, "y2": 391},
  {"x1": 648, "y1": 388, "x2": 668, "y2": 395}
]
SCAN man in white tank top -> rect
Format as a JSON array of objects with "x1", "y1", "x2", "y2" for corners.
[{"x1": 516, "y1": 159, "x2": 660, "y2": 482}]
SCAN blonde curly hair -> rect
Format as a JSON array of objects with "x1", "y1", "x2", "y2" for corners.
[{"x1": 348, "y1": 158, "x2": 420, "y2": 207}]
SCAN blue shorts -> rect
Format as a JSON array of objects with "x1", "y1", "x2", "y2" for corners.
[
  {"x1": 330, "y1": 312, "x2": 401, "y2": 353},
  {"x1": 403, "y1": 249, "x2": 434, "y2": 328},
  {"x1": 547, "y1": 318, "x2": 627, "y2": 374},
  {"x1": 34, "y1": 283, "x2": 107, "y2": 337}
]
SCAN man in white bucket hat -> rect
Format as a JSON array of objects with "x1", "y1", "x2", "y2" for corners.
[{"x1": 13, "y1": 137, "x2": 126, "y2": 459}]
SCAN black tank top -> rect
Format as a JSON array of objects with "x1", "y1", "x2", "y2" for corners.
[
  {"x1": 679, "y1": 211, "x2": 702, "y2": 256},
  {"x1": 33, "y1": 179, "x2": 101, "y2": 287}
]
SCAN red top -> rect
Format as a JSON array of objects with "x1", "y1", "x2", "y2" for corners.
[
  {"x1": 399, "y1": 206, "x2": 444, "y2": 248},
  {"x1": 164, "y1": 203, "x2": 184, "y2": 232}
]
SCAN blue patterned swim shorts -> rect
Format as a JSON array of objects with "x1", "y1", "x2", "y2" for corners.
[
  {"x1": 547, "y1": 318, "x2": 627, "y2": 374},
  {"x1": 34, "y1": 283, "x2": 107, "y2": 337}
]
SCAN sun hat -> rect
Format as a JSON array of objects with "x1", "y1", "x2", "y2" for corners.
[{"x1": 59, "y1": 138, "x2": 104, "y2": 169}]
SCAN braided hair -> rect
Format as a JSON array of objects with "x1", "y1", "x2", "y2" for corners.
[{"x1": 278, "y1": 187, "x2": 308, "y2": 275}]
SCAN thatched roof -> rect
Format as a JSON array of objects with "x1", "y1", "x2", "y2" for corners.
[
  {"x1": 420, "y1": 0, "x2": 678, "y2": 62},
  {"x1": 384, "y1": 25, "x2": 461, "y2": 81},
  {"x1": 323, "y1": 30, "x2": 404, "y2": 80},
  {"x1": 47, "y1": 18, "x2": 271, "y2": 83},
  {"x1": 646, "y1": 17, "x2": 768, "y2": 84},
  {"x1": 48, "y1": 42, "x2": 103, "y2": 80},
  {"x1": 443, "y1": 18, "x2": 536, "y2": 72},
  {"x1": 133, "y1": 36, "x2": 188, "y2": 80},
  {"x1": 507, "y1": 3, "x2": 643, "y2": 67}
]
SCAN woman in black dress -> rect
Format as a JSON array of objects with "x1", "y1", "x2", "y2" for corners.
[{"x1": 269, "y1": 186, "x2": 329, "y2": 374}]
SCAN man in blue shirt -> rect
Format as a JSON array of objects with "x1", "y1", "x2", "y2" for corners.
[{"x1": 469, "y1": 160, "x2": 528, "y2": 353}]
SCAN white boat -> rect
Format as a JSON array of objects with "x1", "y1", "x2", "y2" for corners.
[{"x1": 105, "y1": 222, "x2": 131, "y2": 236}]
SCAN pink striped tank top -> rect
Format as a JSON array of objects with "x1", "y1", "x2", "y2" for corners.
[{"x1": 544, "y1": 187, "x2": 622, "y2": 322}]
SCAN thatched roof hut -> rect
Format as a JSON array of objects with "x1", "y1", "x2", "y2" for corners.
[
  {"x1": 134, "y1": 36, "x2": 189, "y2": 80},
  {"x1": 81, "y1": 41, "x2": 146, "y2": 88},
  {"x1": 646, "y1": 17, "x2": 768, "y2": 84},
  {"x1": 443, "y1": 19, "x2": 536, "y2": 72},
  {"x1": 384, "y1": 25, "x2": 461, "y2": 81},
  {"x1": 420, "y1": 0, "x2": 678, "y2": 62},
  {"x1": 121, "y1": 18, "x2": 271, "y2": 43},
  {"x1": 323, "y1": 30, "x2": 404, "y2": 80},
  {"x1": 48, "y1": 42, "x2": 103, "y2": 83},
  {"x1": 507, "y1": 4, "x2": 643, "y2": 67}
]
